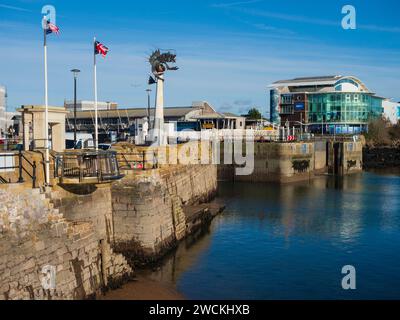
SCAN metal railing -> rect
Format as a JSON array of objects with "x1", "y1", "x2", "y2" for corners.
[
  {"x1": 53, "y1": 150, "x2": 124, "y2": 184},
  {"x1": 0, "y1": 150, "x2": 37, "y2": 188},
  {"x1": 117, "y1": 151, "x2": 158, "y2": 171}
]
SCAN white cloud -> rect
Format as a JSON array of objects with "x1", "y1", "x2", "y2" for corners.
[
  {"x1": 232, "y1": 7, "x2": 400, "y2": 34},
  {"x1": 359, "y1": 24, "x2": 400, "y2": 34},
  {"x1": 0, "y1": 3, "x2": 31, "y2": 12}
]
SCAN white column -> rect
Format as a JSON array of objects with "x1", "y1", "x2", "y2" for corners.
[{"x1": 154, "y1": 74, "x2": 165, "y2": 146}]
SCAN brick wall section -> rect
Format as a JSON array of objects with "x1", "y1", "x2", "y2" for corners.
[
  {"x1": 111, "y1": 164, "x2": 218, "y2": 260},
  {"x1": 0, "y1": 185, "x2": 132, "y2": 300}
]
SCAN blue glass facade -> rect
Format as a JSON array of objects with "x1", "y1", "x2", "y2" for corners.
[{"x1": 307, "y1": 93, "x2": 384, "y2": 133}]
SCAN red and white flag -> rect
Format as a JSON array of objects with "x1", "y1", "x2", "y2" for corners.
[
  {"x1": 95, "y1": 41, "x2": 109, "y2": 58},
  {"x1": 45, "y1": 20, "x2": 60, "y2": 35}
]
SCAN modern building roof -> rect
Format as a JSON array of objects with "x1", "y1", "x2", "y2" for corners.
[
  {"x1": 272, "y1": 75, "x2": 341, "y2": 85},
  {"x1": 67, "y1": 106, "x2": 201, "y2": 119},
  {"x1": 269, "y1": 75, "x2": 370, "y2": 93},
  {"x1": 193, "y1": 112, "x2": 243, "y2": 120},
  {"x1": 222, "y1": 112, "x2": 242, "y2": 118}
]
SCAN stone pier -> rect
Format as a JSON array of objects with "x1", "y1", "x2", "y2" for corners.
[
  {"x1": 111, "y1": 164, "x2": 218, "y2": 266},
  {"x1": 218, "y1": 140, "x2": 363, "y2": 183}
]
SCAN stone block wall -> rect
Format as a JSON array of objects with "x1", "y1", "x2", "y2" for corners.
[
  {"x1": 219, "y1": 142, "x2": 315, "y2": 183},
  {"x1": 314, "y1": 141, "x2": 328, "y2": 172},
  {"x1": 327, "y1": 141, "x2": 363, "y2": 175},
  {"x1": 46, "y1": 184, "x2": 114, "y2": 243},
  {"x1": 0, "y1": 185, "x2": 132, "y2": 300},
  {"x1": 111, "y1": 164, "x2": 218, "y2": 264},
  {"x1": 342, "y1": 141, "x2": 363, "y2": 174}
]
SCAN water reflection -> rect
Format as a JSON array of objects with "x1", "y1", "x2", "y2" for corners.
[
  {"x1": 145, "y1": 224, "x2": 214, "y2": 285},
  {"x1": 148, "y1": 172, "x2": 400, "y2": 300}
]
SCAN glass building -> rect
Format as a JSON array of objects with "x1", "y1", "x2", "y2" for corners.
[{"x1": 269, "y1": 76, "x2": 385, "y2": 134}]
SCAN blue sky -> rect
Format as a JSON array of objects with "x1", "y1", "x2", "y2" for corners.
[{"x1": 0, "y1": 0, "x2": 400, "y2": 116}]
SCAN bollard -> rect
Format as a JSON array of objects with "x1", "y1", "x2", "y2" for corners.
[
  {"x1": 32, "y1": 161, "x2": 37, "y2": 189},
  {"x1": 18, "y1": 150, "x2": 24, "y2": 183}
]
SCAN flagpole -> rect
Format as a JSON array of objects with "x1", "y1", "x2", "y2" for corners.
[
  {"x1": 43, "y1": 20, "x2": 50, "y2": 186},
  {"x1": 94, "y1": 37, "x2": 99, "y2": 150}
]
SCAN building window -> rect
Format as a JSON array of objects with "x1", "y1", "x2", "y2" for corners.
[
  {"x1": 281, "y1": 106, "x2": 294, "y2": 114},
  {"x1": 281, "y1": 95, "x2": 293, "y2": 104}
]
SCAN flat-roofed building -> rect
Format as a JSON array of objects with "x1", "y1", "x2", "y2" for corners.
[
  {"x1": 65, "y1": 100, "x2": 248, "y2": 142},
  {"x1": 65, "y1": 101, "x2": 246, "y2": 135},
  {"x1": 269, "y1": 75, "x2": 385, "y2": 134},
  {"x1": 193, "y1": 112, "x2": 245, "y2": 130}
]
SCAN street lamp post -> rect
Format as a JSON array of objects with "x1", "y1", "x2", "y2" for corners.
[{"x1": 71, "y1": 69, "x2": 81, "y2": 146}]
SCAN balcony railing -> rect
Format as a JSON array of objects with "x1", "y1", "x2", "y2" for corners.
[{"x1": 53, "y1": 150, "x2": 124, "y2": 184}]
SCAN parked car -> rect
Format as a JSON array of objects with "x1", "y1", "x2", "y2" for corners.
[
  {"x1": 98, "y1": 144, "x2": 112, "y2": 151},
  {"x1": 65, "y1": 133, "x2": 95, "y2": 150},
  {"x1": 12, "y1": 144, "x2": 24, "y2": 151}
]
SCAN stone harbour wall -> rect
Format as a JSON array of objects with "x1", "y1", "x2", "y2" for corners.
[
  {"x1": 314, "y1": 141, "x2": 328, "y2": 173},
  {"x1": 219, "y1": 142, "x2": 316, "y2": 183},
  {"x1": 342, "y1": 141, "x2": 363, "y2": 174},
  {"x1": 45, "y1": 184, "x2": 114, "y2": 242},
  {"x1": 0, "y1": 161, "x2": 218, "y2": 299},
  {"x1": 111, "y1": 164, "x2": 218, "y2": 265},
  {"x1": 0, "y1": 185, "x2": 132, "y2": 300}
]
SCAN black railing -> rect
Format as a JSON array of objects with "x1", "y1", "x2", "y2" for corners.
[
  {"x1": 53, "y1": 150, "x2": 124, "y2": 184},
  {"x1": 0, "y1": 150, "x2": 37, "y2": 188}
]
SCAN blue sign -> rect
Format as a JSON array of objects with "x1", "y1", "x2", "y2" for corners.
[{"x1": 295, "y1": 102, "x2": 305, "y2": 111}]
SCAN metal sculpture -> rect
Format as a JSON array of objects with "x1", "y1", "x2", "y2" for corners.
[
  {"x1": 148, "y1": 49, "x2": 178, "y2": 146},
  {"x1": 149, "y1": 49, "x2": 179, "y2": 79}
]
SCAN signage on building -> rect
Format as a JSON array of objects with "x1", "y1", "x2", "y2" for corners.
[{"x1": 295, "y1": 102, "x2": 305, "y2": 111}]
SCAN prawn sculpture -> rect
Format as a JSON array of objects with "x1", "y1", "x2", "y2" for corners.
[{"x1": 149, "y1": 49, "x2": 179, "y2": 80}]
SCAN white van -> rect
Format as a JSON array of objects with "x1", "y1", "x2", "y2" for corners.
[{"x1": 65, "y1": 133, "x2": 95, "y2": 150}]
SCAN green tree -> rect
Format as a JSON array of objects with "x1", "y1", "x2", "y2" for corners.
[{"x1": 247, "y1": 108, "x2": 262, "y2": 120}]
